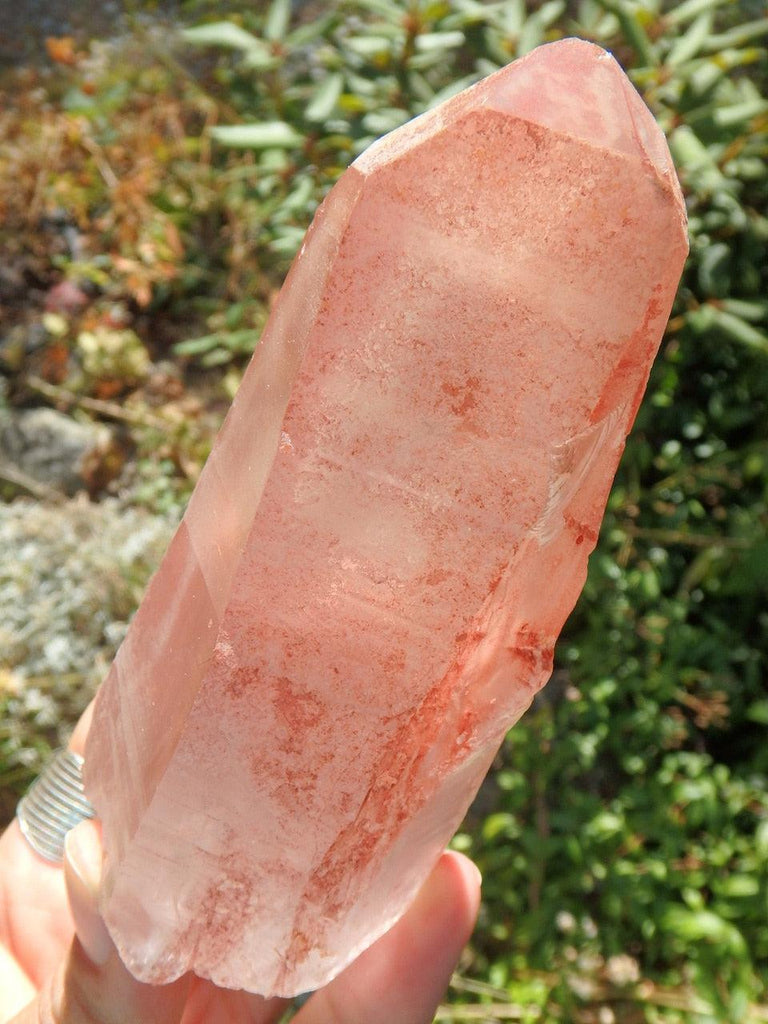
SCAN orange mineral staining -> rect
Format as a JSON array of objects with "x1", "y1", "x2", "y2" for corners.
[{"x1": 85, "y1": 39, "x2": 688, "y2": 995}]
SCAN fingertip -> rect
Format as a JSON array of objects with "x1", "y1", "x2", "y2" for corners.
[
  {"x1": 37, "y1": 821, "x2": 189, "y2": 1024},
  {"x1": 446, "y1": 849, "x2": 482, "y2": 890},
  {"x1": 411, "y1": 850, "x2": 481, "y2": 950},
  {"x1": 69, "y1": 699, "x2": 95, "y2": 756},
  {"x1": 440, "y1": 850, "x2": 482, "y2": 922},
  {"x1": 64, "y1": 820, "x2": 113, "y2": 967},
  {"x1": 295, "y1": 851, "x2": 482, "y2": 1024},
  {"x1": 65, "y1": 819, "x2": 103, "y2": 893}
]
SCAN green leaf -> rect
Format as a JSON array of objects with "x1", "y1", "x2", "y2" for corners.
[
  {"x1": 61, "y1": 88, "x2": 97, "y2": 113},
  {"x1": 414, "y1": 31, "x2": 466, "y2": 52},
  {"x1": 536, "y1": 0, "x2": 568, "y2": 29},
  {"x1": 427, "y1": 72, "x2": 481, "y2": 109},
  {"x1": 176, "y1": 330, "x2": 261, "y2": 361},
  {"x1": 713, "y1": 98, "x2": 768, "y2": 127},
  {"x1": 662, "y1": 906, "x2": 746, "y2": 953},
  {"x1": 201, "y1": 347, "x2": 236, "y2": 368},
  {"x1": 282, "y1": 175, "x2": 315, "y2": 214},
  {"x1": 668, "y1": 125, "x2": 727, "y2": 192},
  {"x1": 305, "y1": 73, "x2": 345, "y2": 124},
  {"x1": 716, "y1": 876, "x2": 760, "y2": 899},
  {"x1": 286, "y1": 14, "x2": 335, "y2": 48},
  {"x1": 586, "y1": 809, "x2": 624, "y2": 841},
  {"x1": 450, "y1": 832, "x2": 473, "y2": 853},
  {"x1": 514, "y1": 0, "x2": 569, "y2": 55},
  {"x1": 182, "y1": 22, "x2": 264, "y2": 51},
  {"x1": 515, "y1": 2, "x2": 566, "y2": 55},
  {"x1": 666, "y1": 11, "x2": 713, "y2": 67},
  {"x1": 286, "y1": 14, "x2": 337, "y2": 48},
  {"x1": 268, "y1": 226, "x2": 307, "y2": 256},
  {"x1": 361, "y1": 108, "x2": 411, "y2": 135},
  {"x1": 747, "y1": 700, "x2": 768, "y2": 725},
  {"x1": 264, "y1": 0, "x2": 292, "y2": 42},
  {"x1": 704, "y1": 18, "x2": 768, "y2": 51},
  {"x1": 517, "y1": 17, "x2": 543, "y2": 55},
  {"x1": 664, "y1": 0, "x2": 731, "y2": 27},
  {"x1": 240, "y1": 47, "x2": 282, "y2": 72},
  {"x1": 592, "y1": 0, "x2": 658, "y2": 66},
  {"x1": 210, "y1": 122, "x2": 305, "y2": 150},
  {"x1": 720, "y1": 299, "x2": 768, "y2": 323},
  {"x1": 406, "y1": 70, "x2": 436, "y2": 106},
  {"x1": 344, "y1": 35, "x2": 394, "y2": 58},
  {"x1": 442, "y1": 0, "x2": 498, "y2": 27},
  {"x1": 350, "y1": 0, "x2": 405, "y2": 21},
  {"x1": 499, "y1": 0, "x2": 527, "y2": 36},
  {"x1": 709, "y1": 308, "x2": 768, "y2": 353},
  {"x1": 174, "y1": 334, "x2": 220, "y2": 356},
  {"x1": 756, "y1": 820, "x2": 768, "y2": 858},
  {"x1": 697, "y1": 241, "x2": 730, "y2": 297}
]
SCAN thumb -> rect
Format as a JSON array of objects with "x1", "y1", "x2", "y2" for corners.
[{"x1": 14, "y1": 820, "x2": 190, "y2": 1024}]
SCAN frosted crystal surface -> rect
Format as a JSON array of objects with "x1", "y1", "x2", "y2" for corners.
[{"x1": 85, "y1": 39, "x2": 688, "y2": 996}]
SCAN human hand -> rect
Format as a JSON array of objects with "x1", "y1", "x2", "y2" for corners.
[{"x1": 1, "y1": 708, "x2": 481, "y2": 1024}]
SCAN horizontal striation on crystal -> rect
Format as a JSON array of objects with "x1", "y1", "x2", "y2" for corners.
[{"x1": 85, "y1": 38, "x2": 688, "y2": 996}]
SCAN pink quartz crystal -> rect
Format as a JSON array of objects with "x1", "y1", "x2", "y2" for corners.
[{"x1": 85, "y1": 38, "x2": 688, "y2": 995}]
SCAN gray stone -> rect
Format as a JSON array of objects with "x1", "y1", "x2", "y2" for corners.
[{"x1": 0, "y1": 407, "x2": 113, "y2": 495}]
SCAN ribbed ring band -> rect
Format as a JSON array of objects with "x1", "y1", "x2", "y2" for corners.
[{"x1": 16, "y1": 749, "x2": 95, "y2": 863}]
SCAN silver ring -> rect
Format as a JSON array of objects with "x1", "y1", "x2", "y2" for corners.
[{"x1": 16, "y1": 749, "x2": 95, "y2": 864}]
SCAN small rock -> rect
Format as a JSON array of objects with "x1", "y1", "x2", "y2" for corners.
[{"x1": 0, "y1": 407, "x2": 115, "y2": 495}]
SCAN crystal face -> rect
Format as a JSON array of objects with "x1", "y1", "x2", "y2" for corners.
[{"x1": 85, "y1": 39, "x2": 688, "y2": 996}]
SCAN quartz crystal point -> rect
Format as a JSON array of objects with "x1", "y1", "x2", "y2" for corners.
[{"x1": 85, "y1": 38, "x2": 688, "y2": 995}]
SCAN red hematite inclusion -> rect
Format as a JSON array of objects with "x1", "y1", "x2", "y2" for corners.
[{"x1": 85, "y1": 38, "x2": 688, "y2": 996}]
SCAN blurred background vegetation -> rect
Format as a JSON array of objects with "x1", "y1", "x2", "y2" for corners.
[{"x1": 0, "y1": 0, "x2": 766, "y2": 1020}]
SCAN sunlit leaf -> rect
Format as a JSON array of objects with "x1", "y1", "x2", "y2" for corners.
[
  {"x1": 264, "y1": 0, "x2": 292, "y2": 43},
  {"x1": 414, "y1": 31, "x2": 465, "y2": 52},
  {"x1": 664, "y1": 0, "x2": 730, "y2": 27},
  {"x1": 305, "y1": 73, "x2": 345, "y2": 123},
  {"x1": 182, "y1": 22, "x2": 264, "y2": 50},
  {"x1": 666, "y1": 11, "x2": 713, "y2": 66},
  {"x1": 713, "y1": 98, "x2": 768, "y2": 126},
  {"x1": 209, "y1": 122, "x2": 305, "y2": 149}
]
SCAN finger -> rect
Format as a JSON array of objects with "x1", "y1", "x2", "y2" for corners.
[
  {"x1": 62, "y1": 822, "x2": 111, "y2": 968},
  {"x1": 0, "y1": 697, "x2": 98, "y2": 985},
  {"x1": 0, "y1": 941, "x2": 36, "y2": 1021},
  {"x1": 295, "y1": 851, "x2": 481, "y2": 1024},
  {"x1": 9, "y1": 819, "x2": 191, "y2": 1024},
  {"x1": 9, "y1": 946, "x2": 191, "y2": 1024},
  {"x1": 68, "y1": 700, "x2": 95, "y2": 758},
  {"x1": 181, "y1": 978, "x2": 288, "y2": 1024},
  {"x1": 0, "y1": 821, "x2": 72, "y2": 987}
]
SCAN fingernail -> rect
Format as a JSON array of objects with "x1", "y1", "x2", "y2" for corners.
[{"x1": 64, "y1": 820, "x2": 114, "y2": 967}]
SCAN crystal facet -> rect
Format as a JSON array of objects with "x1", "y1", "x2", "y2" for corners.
[{"x1": 85, "y1": 39, "x2": 688, "y2": 996}]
